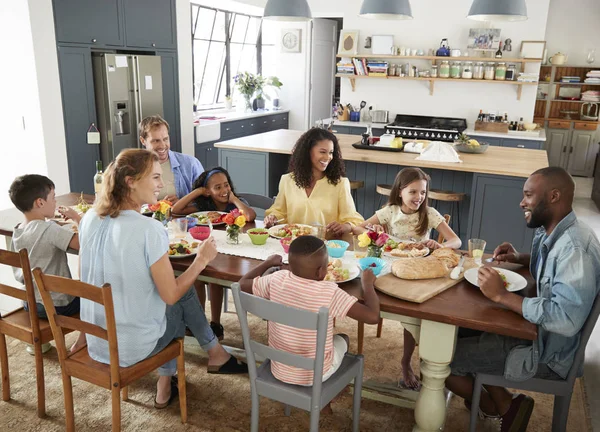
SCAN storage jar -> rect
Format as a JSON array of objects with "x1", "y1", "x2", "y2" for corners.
[
  {"x1": 462, "y1": 62, "x2": 473, "y2": 79},
  {"x1": 505, "y1": 64, "x2": 516, "y2": 81},
  {"x1": 473, "y1": 62, "x2": 484, "y2": 79},
  {"x1": 495, "y1": 62, "x2": 507, "y2": 81},
  {"x1": 430, "y1": 65, "x2": 438, "y2": 78},
  {"x1": 484, "y1": 63, "x2": 495, "y2": 80},
  {"x1": 450, "y1": 61, "x2": 461, "y2": 79},
  {"x1": 439, "y1": 61, "x2": 450, "y2": 78}
]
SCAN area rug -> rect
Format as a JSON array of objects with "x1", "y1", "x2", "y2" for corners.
[{"x1": 1, "y1": 297, "x2": 592, "y2": 431}]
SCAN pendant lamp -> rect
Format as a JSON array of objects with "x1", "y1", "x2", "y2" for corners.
[
  {"x1": 467, "y1": 0, "x2": 528, "y2": 21},
  {"x1": 359, "y1": 0, "x2": 413, "y2": 20},
  {"x1": 263, "y1": 0, "x2": 312, "y2": 21}
]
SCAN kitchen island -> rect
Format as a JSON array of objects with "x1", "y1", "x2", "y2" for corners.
[{"x1": 216, "y1": 129, "x2": 549, "y2": 252}]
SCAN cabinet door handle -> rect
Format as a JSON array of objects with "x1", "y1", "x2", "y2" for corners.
[
  {"x1": 272, "y1": 119, "x2": 276, "y2": 122},
  {"x1": 570, "y1": 147, "x2": 574, "y2": 154},
  {"x1": 241, "y1": 125, "x2": 244, "y2": 128},
  {"x1": 226, "y1": 127, "x2": 230, "y2": 131},
  {"x1": 264, "y1": 120, "x2": 268, "y2": 124},
  {"x1": 517, "y1": 145, "x2": 525, "y2": 148},
  {"x1": 562, "y1": 146, "x2": 566, "y2": 153},
  {"x1": 151, "y1": 43, "x2": 156, "y2": 47},
  {"x1": 250, "y1": 123, "x2": 254, "y2": 126},
  {"x1": 92, "y1": 38, "x2": 97, "y2": 43}
]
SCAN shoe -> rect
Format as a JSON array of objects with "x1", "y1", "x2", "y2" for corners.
[
  {"x1": 464, "y1": 398, "x2": 500, "y2": 421},
  {"x1": 154, "y1": 376, "x2": 179, "y2": 409},
  {"x1": 210, "y1": 321, "x2": 224, "y2": 341},
  {"x1": 26, "y1": 343, "x2": 52, "y2": 356},
  {"x1": 207, "y1": 356, "x2": 248, "y2": 374},
  {"x1": 498, "y1": 393, "x2": 534, "y2": 432}
]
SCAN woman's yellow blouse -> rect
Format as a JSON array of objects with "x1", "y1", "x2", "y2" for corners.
[{"x1": 265, "y1": 174, "x2": 364, "y2": 226}]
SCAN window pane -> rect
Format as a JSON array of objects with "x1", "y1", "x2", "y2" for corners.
[
  {"x1": 230, "y1": 14, "x2": 249, "y2": 43},
  {"x1": 245, "y1": 17, "x2": 261, "y2": 45},
  {"x1": 212, "y1": 11, "x2": 227, "y2": 42},
  {"x1": 230, "y1": 43, "x2": 257, "y2": 77},
  {"x1": 193, "y1": 7, "x2": 216, "y2": 40},
  {"x1": 193, "y1": 40, "x2": 209, "y2": 102},
  {"x1": 197, "y1": 42, "x2": 226, "y2": 106}
]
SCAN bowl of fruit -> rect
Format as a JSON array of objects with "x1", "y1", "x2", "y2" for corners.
[
  {"x1": 326, "y1": 240, "x2": 349, "y2": 258},
  {"x1": 358, "y1": 257, "x2": 386, "y2": 276},
  {"x1": 247, "y1": 228, "x2": 270, "y2": 245},
  {"x1": 454, "y1": 133, "x2": 489, "y2": 154}
]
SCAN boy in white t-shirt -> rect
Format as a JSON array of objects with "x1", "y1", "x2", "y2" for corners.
[
  {"x1": 239, "y1": 236, "x2": 380, "y2": 392},
  {"x1": 8, "y1": 175, "x2": 81, "y2": 354}
]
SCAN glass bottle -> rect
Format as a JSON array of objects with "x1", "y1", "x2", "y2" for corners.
[
  {"x1": 495, "y1": 62, "x2": 507, "y2": 81},
  {"x1": 517, "y1": 117, "x2": 525, "y2": 131},
  {"x1": 473, "y1": 62, "x2": 485, "y2": 80},
  {"x1": 439, "y1": 61, "x2": 450, "y2": 78},
  {"x1": 450, "y1": 61, "x2": 461, "y2": 78},
  {"x1": 587, "y1": 49, "x2": 596, "y2": 64},
  {"x1": 495, "y1": 41, "x2": 503, "y2": 59},
  {"x1": 93, "y1": 160, "x2": 103, "y2": 200},
  {"x1": 505, "y1": 64, "x2": 517, "y2": 81},
  {"x1": 430, "y1": 65, "x2": 439, "y2": 78},
  {"x1": 462, "y1": 62, "x2": 473, "y2": 79},
  {"x1": 484, "y1": 63, "x2": 495, "y2": 80}
]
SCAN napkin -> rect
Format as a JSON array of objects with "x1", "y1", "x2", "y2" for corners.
[{"x1": 415, "y1": 141, "x2": 462, "y2": 163}]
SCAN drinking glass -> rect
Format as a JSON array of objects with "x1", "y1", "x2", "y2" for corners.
[
  {"x1": 353, "y1": 235, "x2": 368, "y2": 259},
  {"x1": 170, "y1": 218, "x2": 188, "y2": 241},
  {"x1": 468, "y1": 238, "x2": 486, "y2": 265}
]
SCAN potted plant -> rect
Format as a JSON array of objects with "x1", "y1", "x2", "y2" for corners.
[
  {"x1": 225, "y1": 94, "x2": 232, "y2": 110},
  {"x1": 234, "y1": 72, "x2": 283, "y2": 112}
]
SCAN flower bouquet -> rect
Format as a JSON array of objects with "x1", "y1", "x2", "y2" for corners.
[
  {"x1": 223, "y1": 208, "x2": 246, "y2": 244},
  {"x1": 148, "y1": 199, "x2": 172, "y2": 224},
  {"x1": 357, "y1": 230, "x2": 389, "y2": 258},
  {"x1": 234, "y1": 72, "x2": 283, "y2": 112}
]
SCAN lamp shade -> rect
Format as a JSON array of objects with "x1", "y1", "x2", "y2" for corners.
[
  {"x1": 359, "y1": 0, "x2": 413, "y2": 20},
  {"x1": 467, "y1": 0, "x2": 527, "y2": 21},
  {"x1": 263, "y1": 0, "x2": 312, "y2": 21}
]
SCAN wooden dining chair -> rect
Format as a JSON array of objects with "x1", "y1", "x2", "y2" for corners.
[
  {"x1": 357, "y1": 214, "x2": 452, "y2": 354},
  {"x1": 0, "y1": 248, "x2": 67, "y2": 418},
  {"x1": 33, "y1": 268, "x2": 187, "y2": 431}
]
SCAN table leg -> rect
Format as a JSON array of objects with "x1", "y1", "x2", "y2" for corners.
[{"x1": 413, "y1": 320, "x2": 457, "y2": 432}]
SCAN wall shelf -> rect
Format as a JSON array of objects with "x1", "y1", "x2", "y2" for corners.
[
  {"x1": 336, "y1": 54, "x2": 541, "y2": 64},
  {"x1": 335, "y1": 74, "x2": 537, "y2": 100}
]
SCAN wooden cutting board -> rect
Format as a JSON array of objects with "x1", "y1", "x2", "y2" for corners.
[{"x1": 374, "y1": 257, "x2": 479, "y2": 303}]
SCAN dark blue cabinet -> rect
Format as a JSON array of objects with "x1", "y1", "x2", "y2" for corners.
[
  {"x1": 123, "y1": 0, "x2": 177, "y2": 49},
  {"x1": 158, "y1": 51, "x2": 181, "y2": 153},
  {"x1": 469, "y1": 134, "x2": 544, "y2": 150},
  {"x1": 53, "y1": 0, "x2": 124, "y2": 47}
]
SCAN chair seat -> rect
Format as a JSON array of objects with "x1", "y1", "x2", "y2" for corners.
[
  {"x1": 475, "y1": 372, "x2": 573, "y2": 397},
  {"x1": 376, "y1": 184, "x2": 392, "y2": 196},
  {"x1": 349, "y1": 181, "x2": 365, "y2": 190},
  {"x1": 0, "y1": 307, "x2": 55, "y2": 344},
  {"x1": 428, "y1": 189, "x2": 466, "y2": 202},
  {"x1": 255, "y1": 355, "x2": 363, "y2": 411},
  {"x1": 65, "y1": 340, "x2": 182, "y2": 390}
]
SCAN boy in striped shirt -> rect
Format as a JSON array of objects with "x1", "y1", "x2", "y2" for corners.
[{"x1": 239, "y1": 235, "x2": 380, "y2": 386}]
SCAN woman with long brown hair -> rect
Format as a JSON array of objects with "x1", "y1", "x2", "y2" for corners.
[
  {"x1": 75, "y1": 149, "x2": 246, "y2": 409},
  {"x1": 355, "y1": 167, "x2": 461, "y2": 389},
  {"x1": 264, "y1": 128, "x2": 363, "y2": 236}
]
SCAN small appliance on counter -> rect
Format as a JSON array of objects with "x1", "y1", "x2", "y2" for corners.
[{"x1": 371, "y1": 110, "x2": 389, "y2": 123}]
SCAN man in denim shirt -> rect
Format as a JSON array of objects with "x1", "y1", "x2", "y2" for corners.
[
  {"x1": 446, "y1": 167, "x2": 600, "y2": 432},
  {"x1": 139, "y1": 115, "x2": 204, "y2": 203}
]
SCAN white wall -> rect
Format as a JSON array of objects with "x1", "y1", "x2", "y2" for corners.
[
  {"x1": 545, "y1": 0, "x2": 600, "y2": 66},
  {"x1": 176, "y1": 0, "x2": 195, "y2": 156}
]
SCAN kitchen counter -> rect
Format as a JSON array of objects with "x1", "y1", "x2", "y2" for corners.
[
  {"x1": 321, "y1": 119, "x2": 546, "y2": 142},
  {"x1": 216, "y1": 129, "x2": 548, "y2": 253},
  {"x1": 215, "y1": 129, "x2": 548, "y2": 178},
  {"x1": 194, "y1": 108, "x2": 290, "y2": 125}
]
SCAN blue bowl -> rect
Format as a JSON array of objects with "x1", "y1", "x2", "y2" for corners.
[
  {"x1": 358, "y1": 257, "x2": 385, "y2": 276},
  {"x1": 326, "y1": 240, "x2": 349, "y2": 258},
  {"x1": 185, "y1": 217, "x2": 198, "y2": 229}
]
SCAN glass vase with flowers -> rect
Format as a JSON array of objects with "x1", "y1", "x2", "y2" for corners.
[
  {"x1": 223, "y1": 208, "x2": 246, "y2": 244},
  {"x1": 357, "y1": 230, "x2": 389, "y2": 258}
]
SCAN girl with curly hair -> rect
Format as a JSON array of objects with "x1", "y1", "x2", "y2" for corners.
[{"x1": 264, "y1": 128, "x2": 363, "y2": 237}]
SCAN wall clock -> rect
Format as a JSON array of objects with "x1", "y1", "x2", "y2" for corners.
[{"x1": 281, "y1": 28, "x2": 301, "y2": 53}]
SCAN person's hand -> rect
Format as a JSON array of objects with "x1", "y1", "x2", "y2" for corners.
[
  {"x1": 58, "y1": 206, "x2": 81, "y2": 224},
  {"x1": 228, "y1": 191, "x2": 237, "y2": 203},
  {"x1": 264, "y1": 254, "x2": 283, "y2": 268},
  {"x1": 366, "y1": 224, "x2": 386, "y2": 233},
  {"x1": 492, "y1": 242, "x2": 520, "y2": 263},
  {"x1": 195, "y1": 236, "x2": 218, "y2": 263},
  {"x1": 361, "y1": 268, "x2": 377, "y2": 289},
  {"x1": 326, "y1": 222, "x2": 350, "y2": 237},
  {"x1": 478, "y1": 267, "x2": 506, "y2": 303},
  {"x1": 194, "y1": 187, "x2": 210, "y2": 198},
  {"x1": 164, "y1": 195, "x2": 179, "y2": 204},
  {"x1": 422, "y1": 239, "x2": 442, "y2": 250},
  {"x1": 264, "y1": 214, "x2": 278, "y2": 228}
]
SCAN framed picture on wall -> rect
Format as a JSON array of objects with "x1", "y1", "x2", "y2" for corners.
[
  {"x1": 281, "y1": 28, "x2": 301, "y2": 53},
  {"x1": 520, "y1": 41, "x2": 547, "y2": 60},
  {"x1": 467, "y1": 28, "x2": 502, "y2": 51},
  {"x1": 338, "y1": 30, "x2": 359, "y2": 56}
]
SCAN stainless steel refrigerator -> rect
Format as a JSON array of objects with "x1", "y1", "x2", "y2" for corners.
[{"x1": 92, "y1": 53, "x2": 163, "y2": 164}]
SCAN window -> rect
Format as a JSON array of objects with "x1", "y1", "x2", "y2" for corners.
[{"x1": 191, "y1": 5, "x2": 273, "y2": 110}]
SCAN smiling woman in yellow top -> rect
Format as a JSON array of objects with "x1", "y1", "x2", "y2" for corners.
[{"x1": 264, "y1": 128, "x2": 364, "y2": 236}]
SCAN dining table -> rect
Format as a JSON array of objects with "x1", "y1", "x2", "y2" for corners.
[{"x1": 0, "y1": 193, "x2": 538, "y2": 432}]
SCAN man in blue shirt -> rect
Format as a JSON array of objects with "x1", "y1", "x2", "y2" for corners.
[
  {"x1": 139, "y1": 115, "x2": 203, "y2": 203},
  {"x1": 446, "y1": 166, "x2": 600, "y2": 431}
]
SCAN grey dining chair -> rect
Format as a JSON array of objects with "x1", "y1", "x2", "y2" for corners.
[
  {"x1": 238, "y1": 193, "x2": 275, "y2": 220},
  {"x1": 231, "y1": 283, "x2": 364, "y2": 432},
  {"x1": 469, "y1": 293, "x2": 600, "y2": 432}
]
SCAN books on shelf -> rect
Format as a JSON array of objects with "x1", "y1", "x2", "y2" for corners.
[
  {"x1": 517, "y1": 73, "x2": 539, "y2": 83},
  {"x1": 336, "y1": 57, "x2": 389, "y2": 77}
]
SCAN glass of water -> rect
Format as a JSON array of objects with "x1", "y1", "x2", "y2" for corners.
[{"x1": 468, "y1": 238, "x2": 486, "y2": 265}]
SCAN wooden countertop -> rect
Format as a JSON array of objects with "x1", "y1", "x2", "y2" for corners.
[{"x1": 215, "y1": 129, "x2": 549, "y2": 178}]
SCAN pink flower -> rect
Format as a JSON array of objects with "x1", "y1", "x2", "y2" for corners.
[
  {"x1": 230, "y1": 209, "x2": 241, "y2": 218},
  {"x1": 375, "y1": 232, "x2": 389, "y2": 247}
]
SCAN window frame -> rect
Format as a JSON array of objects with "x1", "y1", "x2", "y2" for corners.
[{"x1": 191, "y1": 4, "x2": 267, "y2": 110}]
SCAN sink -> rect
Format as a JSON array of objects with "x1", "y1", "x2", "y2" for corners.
[{"x1": 195, "y1": 122, "x2": 220, "y2": 144}]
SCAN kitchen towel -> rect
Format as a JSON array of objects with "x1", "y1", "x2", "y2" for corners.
[{"x1": 416, "y1": 141, "x2": 462, "y2": 163}]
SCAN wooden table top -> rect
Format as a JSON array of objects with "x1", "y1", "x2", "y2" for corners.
[
  {"x1": 214, "y1": 129, "x2": 549, "y2": 179},
  {"x1": 0, "y1": 193, "x2": 537, "y2": 341}
]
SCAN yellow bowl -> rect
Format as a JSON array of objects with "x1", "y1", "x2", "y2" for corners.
[{"x1": 523, "y1": 123, "x2": 537, "y2": 131}]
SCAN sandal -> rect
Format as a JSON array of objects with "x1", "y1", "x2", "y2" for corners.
[
  {"x1": 207, "y1": 356, "x2": 248, "y2": 374},
  {"x1": 154, "y1": 376, "x2": 179, "y2": 409}
]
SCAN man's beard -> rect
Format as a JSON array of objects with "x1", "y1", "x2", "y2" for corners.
[{"x1": 527, "y1": 198, "x2": 551, "y2": 228}]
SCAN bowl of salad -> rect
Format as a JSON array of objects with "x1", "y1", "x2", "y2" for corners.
[
  {"x1": 247, "y1": 228, "x2": 269, "y2": 245},
  {"x1": 326, "y1": 240, "x2": 349, "y2": 258},
  {"x1": 358, "y1": 257, "x2": 386, "y2": 276}
]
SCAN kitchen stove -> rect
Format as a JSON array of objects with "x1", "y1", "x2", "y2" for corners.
[{"x1": 385, "y1": 114, "x2": 467, "y2": 142}]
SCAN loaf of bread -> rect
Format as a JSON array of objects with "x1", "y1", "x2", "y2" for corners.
[
  {"x1": 391, "y1": 257, "x2": 449, "y2": 280},
  {"x1": 431, "y1": 248, "x2": 461, "y2": 268}
]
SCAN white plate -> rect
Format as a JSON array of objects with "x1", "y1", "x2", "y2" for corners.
[
  {"x1": 464, "y1": 267, "x2": 527, "y2": 292},
  {"x1": 326, "y1": 261, "x2": 360, "y2": 284},
  {"x1": 268, "y1": 224, "x2": 315, "y2": 239},
  {"x1": 168, "y1": 241, "x2": 200, "y2": 259},
  {"x1": 383, "y1": 237, "x2": 429, "y2": 258},
  {"x1": 189, "y1": 211, "x2": 227, "y2": 226}
]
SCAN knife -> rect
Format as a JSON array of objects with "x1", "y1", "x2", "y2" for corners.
[{"x1": 450, "y1": 255, "x2": 465, "y2": 280}]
